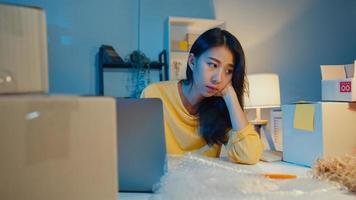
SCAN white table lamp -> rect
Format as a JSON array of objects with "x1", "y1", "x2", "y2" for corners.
[
  {"x1": 244, "y1": 73, "x2": 282, "y2": 161},
  {"x1": 244, "y1": 73, "x2": 281, "y2": 123}
]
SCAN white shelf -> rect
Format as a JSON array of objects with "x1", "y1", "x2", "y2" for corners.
[
  {"x1": 169, "y1": 16, "x2": 225, "y2": 29},
  {"x1": 165, "y1": 16, "x2": 226, "y2": 80},
  {"x1": 171, "y1": 51, "x2": 189, "y2": 56}
]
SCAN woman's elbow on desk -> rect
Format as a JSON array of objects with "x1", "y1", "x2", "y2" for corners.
[{"x1": 226, "y1": 135, "x2": 263, "y2": 165}]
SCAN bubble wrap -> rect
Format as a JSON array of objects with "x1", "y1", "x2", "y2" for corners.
[{"x1": 151, "y1": 154, "x2": 347, "y2": 200}]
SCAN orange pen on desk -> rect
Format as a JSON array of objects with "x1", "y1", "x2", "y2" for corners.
[{"x1": 262, "y1": 173, "x2": 297, "y2": 180}]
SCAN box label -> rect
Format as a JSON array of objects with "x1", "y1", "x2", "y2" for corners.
[{"x1": 340, "y1": 81, "x2": 351, "y2": 93}]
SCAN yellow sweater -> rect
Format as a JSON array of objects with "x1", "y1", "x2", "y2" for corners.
[{"x1": 141, "y1": 80, "x2": 263, "y2": 164}]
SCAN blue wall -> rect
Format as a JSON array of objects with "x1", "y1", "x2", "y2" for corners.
[
  {"x1": 215, "y1": 0, "x2": 356, "y2": 103},
  {"x1": 1, "y1": 0, "x2": 355, "y2": 103},
  {"x1": 139, "y1": 0, "x2": 215, "y2": 59},
  {"x1": 0, "y1": 0, "x2": 215, "y2": 96},
  {"x1": 1, "y1": 0, "x2": 139, "y2": 95}
]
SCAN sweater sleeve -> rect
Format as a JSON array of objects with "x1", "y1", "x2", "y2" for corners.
[
  {"x1": 225, "y1": 123, "x2": 264, "y2": 164},
  {"x1": 140, "y1": 84, "x2": 157, "y2": 98}
]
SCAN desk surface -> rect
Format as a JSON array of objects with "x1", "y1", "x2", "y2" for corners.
[{"x1": 118, "y1": 157, "x2": 354, "y2": 200}]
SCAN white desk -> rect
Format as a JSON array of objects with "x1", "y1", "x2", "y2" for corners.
[
  {"x1": 118, "y1": 193, "x2": 152, "y2": 200},
  {"x1": 118, "y1": 156, "x2": 354, "y2": 200}
]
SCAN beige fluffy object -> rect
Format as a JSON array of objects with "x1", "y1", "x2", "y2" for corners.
[{"x1": 311, "y1": 154, "x2": 356, "y2": 193}]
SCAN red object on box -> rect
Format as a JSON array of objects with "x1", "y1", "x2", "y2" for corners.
[{"x1": 340, "y1": 81, "x2": 352, "y2": 92}]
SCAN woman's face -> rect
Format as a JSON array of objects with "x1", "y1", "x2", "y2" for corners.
[{"x1": 189, "y1": 46, "x2": 234, "y2": 97}]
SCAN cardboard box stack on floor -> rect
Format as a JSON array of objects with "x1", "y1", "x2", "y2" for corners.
[{"x1": 0, "y1": 3, "x2": 118, "y2": 200}]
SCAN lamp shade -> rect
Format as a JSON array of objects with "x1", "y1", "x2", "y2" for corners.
[{"x1": 244, "y1": 73, "x2": 281, "y2": 109}]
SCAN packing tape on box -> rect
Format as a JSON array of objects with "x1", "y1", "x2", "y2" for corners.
[{"x1": 348, "y1": 102, "x2": 356, "y2": 111}]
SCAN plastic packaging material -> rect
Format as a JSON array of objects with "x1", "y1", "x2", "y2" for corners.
[
  {"x1": 151, "y1": 154, "x2": 343, "y2": 200},
  {"x1": 311, "y1": 154, "x2": 356, "y2": 193}
]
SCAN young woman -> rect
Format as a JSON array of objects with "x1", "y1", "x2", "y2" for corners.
[{"x1": 141, "y1": 28, "x2": 263, "y2": 164}]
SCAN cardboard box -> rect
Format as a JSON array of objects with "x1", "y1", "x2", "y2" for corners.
[
  {"x1": 321, "y1": 60, "x2": 356, "y2": 102},
  {"x1": 0, "y1": 4, "x2": 48, "y2": 94},
  {"x1": 0, "y1": 95, "x2": 118, "y2": 200},
  {"x1": 282, "y1": 102, "x2": 356, "y2": 167},
  {"x1": 170, "y1": 40, "x2": 189, "y2": 52}
]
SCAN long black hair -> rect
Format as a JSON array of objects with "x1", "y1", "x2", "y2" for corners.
[{"x1": 182, "y1": 28, "x2": 247, "y2": 145}]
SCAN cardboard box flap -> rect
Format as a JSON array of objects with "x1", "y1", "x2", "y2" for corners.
[
  {"x1": 320, "y1": 65, "x2": 346, "y2": 80},
  {"x1": 321, "y1": 61, "x2": 355, "y2": 80},
  {"x1": 345, "y1": 60, "x2": 355, "y2": 78}
]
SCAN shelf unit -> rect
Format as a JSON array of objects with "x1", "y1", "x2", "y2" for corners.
[
  {"x1": 97, "y1": 45, "x2": 166, "y2": 96},
  {"x1": 165, "y1": 17, "x2": 225, "y2": 80}
]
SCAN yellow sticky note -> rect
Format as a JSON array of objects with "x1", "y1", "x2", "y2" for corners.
[{"x1": 293, "y1": 104, "x2": 315, "y2": 132}]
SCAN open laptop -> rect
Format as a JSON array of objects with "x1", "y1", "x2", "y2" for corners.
[{"x1": 116, "y1": 98, "x2": 167, "y2": 192}]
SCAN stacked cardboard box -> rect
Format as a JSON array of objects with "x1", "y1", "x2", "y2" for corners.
[
  {"x1": 170, "y1": 40, "x2": 189, "y2": 52},
  {"x1": 282, "y1": 102, "x2": 356, "y2": 167},
  {"x1": 0, "y1": 4, "x2": 118, "y2": 200},
  {"x1": 282, "y1": 60, "x2": 356, "y2": 167},
  {"x1": 321, "y1": 61, "x2": 356, "y2": 102},
  {"x1": 0, "y1": 4, "x2": 48, "y2": 94}
]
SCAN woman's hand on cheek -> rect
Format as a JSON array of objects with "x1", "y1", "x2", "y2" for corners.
[
  {"x1": 220, "y1": 82, "x2": 243, "y2": 109},
  {"x1": 215, "y1": 82, "x2": 236, "y2": 98},
  {"x1": 222, "y1": 82, "x2": 235, "y2": 97}
]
